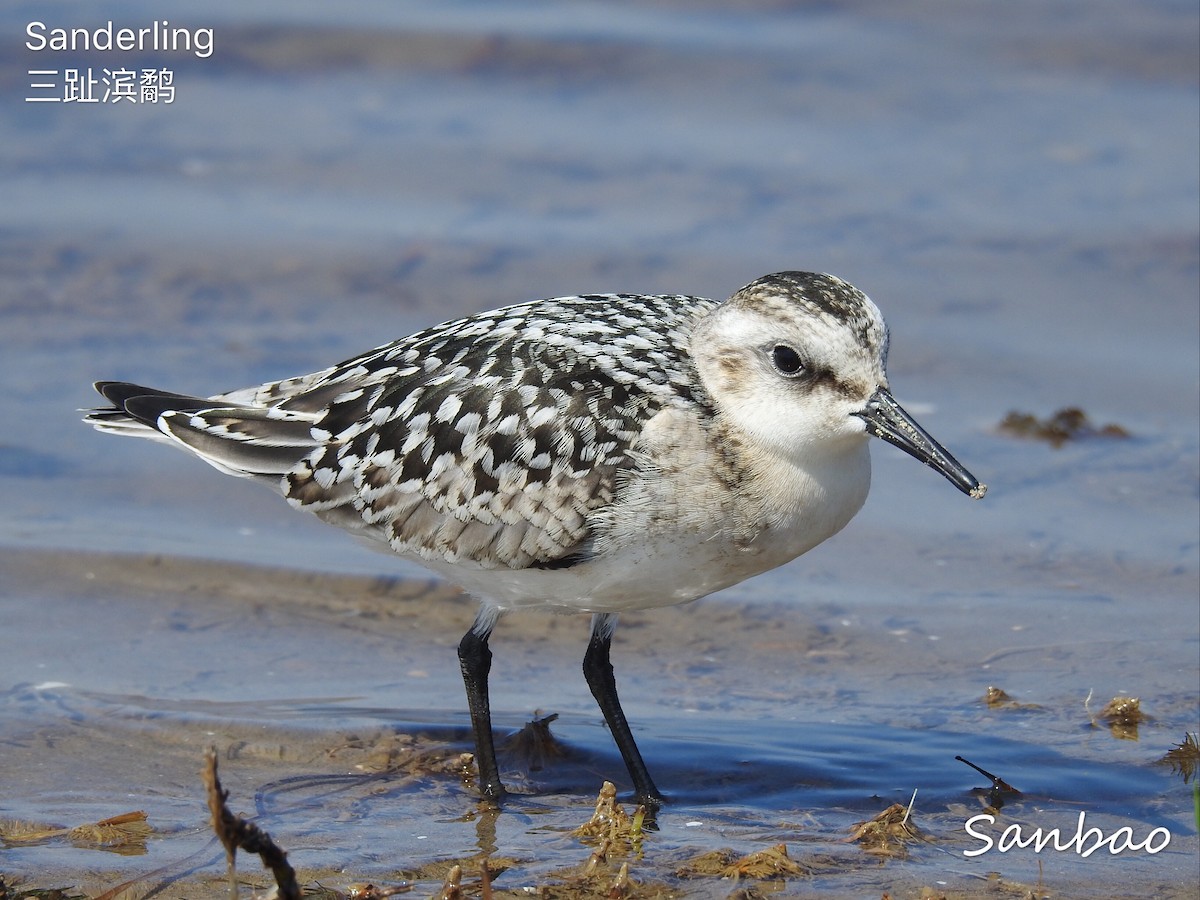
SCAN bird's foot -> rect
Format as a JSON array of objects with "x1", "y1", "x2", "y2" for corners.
[
  {"x1": 475, "y1": 781, "x2": 508, "y2": 811},
  {"x1": 634, "y1": 790, "x2": 666, "y2": 829}
]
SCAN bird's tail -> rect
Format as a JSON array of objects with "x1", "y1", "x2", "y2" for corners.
[{"x1": 85, "y1": 381, "x2": 321, "y2": 481}]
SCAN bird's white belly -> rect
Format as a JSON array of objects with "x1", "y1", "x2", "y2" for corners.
[
  {"x1": 421, "y1": 439, "x2": 872, "y2": 614},
  {"x1": 427, "y1": 531, "x2": 776, "y2": 614}
]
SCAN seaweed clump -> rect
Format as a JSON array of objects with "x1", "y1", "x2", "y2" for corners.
[{"x1": 998, "y1": 408, "x2": 1129, "y2": 447}]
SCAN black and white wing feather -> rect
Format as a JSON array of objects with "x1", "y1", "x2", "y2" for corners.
[{"x1": 87, "y1": 293, "x2": 717, "y2": 570}]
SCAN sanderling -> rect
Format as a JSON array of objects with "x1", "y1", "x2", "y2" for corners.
[{"x1": 86, "y1": 271, "x2": 985, "y2": 810}]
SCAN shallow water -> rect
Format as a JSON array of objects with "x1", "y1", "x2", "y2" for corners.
[
  {"x1": 3, "y1": 550, "x2": 1195, "y2": 895},
  {"x1": 2, "y1": 1, "x2": 1198, "y2": 897}
]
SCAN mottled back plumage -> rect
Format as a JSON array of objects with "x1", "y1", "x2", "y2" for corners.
[
  {"x1": 94, "y1": 292, "x2": 720, "y2": 570},
  {"x1": 291, "y1": 292, "x2": 725, "y2": 568}
]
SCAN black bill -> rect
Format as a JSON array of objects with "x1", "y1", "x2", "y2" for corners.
[{"x1": 854, "y1": 387, "x2": 987, "y2": 499}]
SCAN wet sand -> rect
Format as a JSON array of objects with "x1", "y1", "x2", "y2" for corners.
[{"x1": 3, "y1": 544, "x2": 1195, "y2": 896}]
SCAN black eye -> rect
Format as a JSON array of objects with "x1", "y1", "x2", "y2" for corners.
[{"x1": 770, "y1": 344, "x2": 805, "y2": 377}]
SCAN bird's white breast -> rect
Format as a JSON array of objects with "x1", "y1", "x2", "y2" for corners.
[{"x1": 423, "y1": 405, "x2": 873, "y2": 614}]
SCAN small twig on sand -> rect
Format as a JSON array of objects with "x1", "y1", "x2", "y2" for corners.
[{"x1": 203, "y1": 747, "x2": 301, "y2": 900}]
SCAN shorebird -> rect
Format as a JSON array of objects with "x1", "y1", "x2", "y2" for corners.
[{"x1": 86, "y1": 271, "x2": 985, "y2": 810}]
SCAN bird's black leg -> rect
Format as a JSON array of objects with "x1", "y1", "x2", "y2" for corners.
[
  {"x1": 583, "y1": 612, "x2": 664, "y2": 810},
  {"x1": 458, "y1": 612, "x2": 507, "y2": 805}
]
